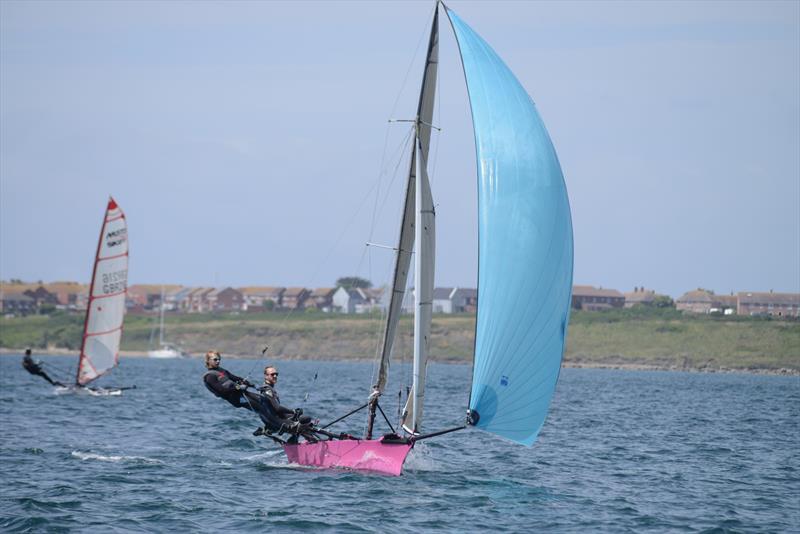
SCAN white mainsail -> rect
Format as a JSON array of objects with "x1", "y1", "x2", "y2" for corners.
[
  {"x1": 76, "y1": 197, "x2": 129, "y2": 385},
  {"x1": 402, "y1": 149, "x2": 436, "y2": 434},
  {"x1": 370, "y1": 8, "x2": 439, "y2": 437}
]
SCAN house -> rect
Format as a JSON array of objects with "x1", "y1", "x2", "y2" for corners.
[
  {"x1": 333, "y1": 287, "x2": 366, "y2": 314},
  {"x1": 355, "y1": 287, "x2": 386, "y2": 314},
  {"x1": 401, "y1": 287, "x2": 477, "y2": 314},
  {"x1": 207, "y1": 287, "x2": 244, "y2": 311},
  {"x1": 307, "y1": 288, "x2": 336, "y2": 311},
  {"x1": 623, "y1": 287, "x2": 657, "y2": 308},
  {"x1": 127, "y1": 285, "x2": 159, "y2": 309},
  {"x1": 239, "y1": 287, "x2": 285, "y2": 311},
  {"x1": 184, "y1": 287, "x2": 214, "y2": 313},
  {"x1": 451, "y1": 287, "x2": 478, "y2": 313},
  {"x1": 169, "y1": 287, "x2": 194, "y2": 312},
  {"x1": 676, "y1": 289, "x2": 714, "y2": 313},
  {"x1": 0, "y1": 292, "x2": 36, "y2": 315},
  {"x1": 432, "y1": 287, "x2": 456, "y2": 313},
  {"x1": 715, "y1": 294, "x2": 737, "y2": 314},
  {"x1": 737, "y1": 291, "x2": 800, "y2": 317},
  {"x1": 41, "y1": 282, "x2": 88, "y2": 308},
  {"x1": 572, "y1": 285, "x2": 625, "y2": 310},
  {"x1": 282, "y1": 287, "x2": 310, "y2": 310},
  {"x1": 128, "y1": 284, "x2": 183, "y2": 309},
  {"x1": 23, "y1": 286, "x2": 59, "y2": 308}
]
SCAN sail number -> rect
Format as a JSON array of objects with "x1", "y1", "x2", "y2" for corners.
[{"x1": 102, "y1": 269, "x2": 127, "y2": 294}]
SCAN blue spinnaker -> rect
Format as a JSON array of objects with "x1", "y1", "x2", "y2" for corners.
[{"x1": 445, "y1": 7, "x2": 574, "y2": 446}]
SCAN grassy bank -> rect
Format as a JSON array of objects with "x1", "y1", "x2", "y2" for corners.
[{"x1": 2, "y1": 308, "x2": 798, "y2": 372}]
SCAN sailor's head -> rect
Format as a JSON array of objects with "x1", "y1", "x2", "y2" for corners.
[
  {"x1": 264, "y1": 365, "x2": 279, "y2": 386},
  {"x1": 25, "y1": 348, "x2": 32, "y2": 357},
  {"x1": 205, "y1": 350, "x2": 222, "y2": 369}
]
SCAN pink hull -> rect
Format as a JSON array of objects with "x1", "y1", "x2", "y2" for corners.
[{"x1": 283, "y1": 437, "x2": 413, "y2": 476}]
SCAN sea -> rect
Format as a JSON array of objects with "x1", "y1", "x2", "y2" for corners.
[{"x1": 1, "y1": 354, "x2": 798, "y2": 533}]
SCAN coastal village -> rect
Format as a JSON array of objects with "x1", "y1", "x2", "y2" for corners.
[{"x1": 2, "y1": 281, "x2": 798, "y2": 318}]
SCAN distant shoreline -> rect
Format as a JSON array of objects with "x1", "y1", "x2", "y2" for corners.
[{"x1": 3, "y1": 348, "x2": 796, "y2": 376}]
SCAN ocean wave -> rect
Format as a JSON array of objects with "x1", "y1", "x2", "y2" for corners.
[{"x1": 70, "y1": 451, "x2": 163, "y2": 464}]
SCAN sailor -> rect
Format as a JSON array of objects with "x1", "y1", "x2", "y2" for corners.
[
  {"x1": 202, "y1": 350, "x2": 258, "y2": 410},
  {"x1": 22, "y1": 348, "x2": 64, "y2": 386},
  {"x1": 256, "y1": 365, "x2": 314, "y2": 436}
]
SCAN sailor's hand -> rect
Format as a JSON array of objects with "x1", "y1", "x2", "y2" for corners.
[
  {"x1": 235, "y1": 383, "x2": 247, "y2": 390},
  {"x1": 293, "y1": 408, "x2": 303, "y2": 417}
]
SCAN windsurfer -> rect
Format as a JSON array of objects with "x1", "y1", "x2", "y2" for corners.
[
  {"x1": 202, "y1": 350, "x2": 259, "y2": 409},
  {"x1": 22, "y1": 348, "x2": 65, "y2": 386}
]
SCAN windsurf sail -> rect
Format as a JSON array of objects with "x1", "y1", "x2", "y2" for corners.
[
  {"x1": 76, "y1": 197, "x2": 129, "y2": 386},
  {"x1": 445, "y1": 6, "x2": 574, "y2": 446}
]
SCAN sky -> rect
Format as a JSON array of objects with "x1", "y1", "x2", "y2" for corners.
[{"x1": 1, "y1": 0, "x2": 798, "y2": 299}]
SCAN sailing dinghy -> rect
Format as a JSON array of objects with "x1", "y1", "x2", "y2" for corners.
[
  {"x1": 25, "y1": 198, "x2": 134, "y2": 395},
  {"x1": 267, "y1": 2, "x2": 573, "y2": 475}
]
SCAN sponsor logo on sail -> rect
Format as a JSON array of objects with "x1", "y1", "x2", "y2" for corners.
[{"x1": 106, "y1": 227, "x2": 127, "y2": 248}]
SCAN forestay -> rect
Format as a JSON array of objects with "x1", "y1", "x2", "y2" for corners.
[
  {"x1": 76, "y1": 198, "x2": 129, "y2": 385},
  {"x1": 445, "y1": 7, "x2": 574, "y2": 446}
]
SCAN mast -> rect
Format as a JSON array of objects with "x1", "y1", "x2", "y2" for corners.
[
  {"x1": 158, "y1": 286, "x2": 166, "y2": 346},
  {"x1": 366, "y1": 6, "x2": 439, "y2": 439}
]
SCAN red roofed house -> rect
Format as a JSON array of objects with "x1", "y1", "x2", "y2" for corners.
[
  {"x1": 737, "y1": 291, "x2": 800, "y2": 317},
  {"x1": 572, "y1": 285, "x2": 625, "y2": 311}
]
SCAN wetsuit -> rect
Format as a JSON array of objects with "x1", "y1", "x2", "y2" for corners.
[
  {"x1": 256, "y1": 383, "x2": 311, "y2": 433},
  {"x1": 203, "y1": 367, "x2": 256, "y2": 410},
  {"x1": 22, "y1": 354, "x2": 64, "y2": 386}
]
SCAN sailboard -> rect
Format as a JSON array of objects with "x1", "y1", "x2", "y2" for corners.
[
  {"x1": 23, "y1": 197, "x2": 133, "y2": 395},
  {"x1": 262, "y1": 2, "x2": 573, "y2": 475}
]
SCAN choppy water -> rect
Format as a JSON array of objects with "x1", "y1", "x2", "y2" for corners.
[{"x1": 1, "y1": 354, "x2": 798, "y2": 532}]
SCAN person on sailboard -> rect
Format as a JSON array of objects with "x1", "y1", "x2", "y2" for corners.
[
  {"x1": 202, "y1": 350, "x2": 258, "y2": 409},
  {"x1": 22, "y1": 348, "x2": 65, "y2": 386},
  {"x1": 254, "y1": 365, "x2": 314, "y2": 437}
]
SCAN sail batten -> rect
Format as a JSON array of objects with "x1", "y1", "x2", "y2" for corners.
[
  {"x1": 445, "y1": 6, "x2": 574, "y2": 447},
  {"x1": 76, "y1": 197, "x2": 129, "y2": 386}
]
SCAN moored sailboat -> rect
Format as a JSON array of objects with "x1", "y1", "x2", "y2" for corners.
[
  {"x1": 267, "y1": 2, "x2": 573, "y2": 475},
  {"x1": 147, "y1": 287, "x2": 189, "y2": 359}
]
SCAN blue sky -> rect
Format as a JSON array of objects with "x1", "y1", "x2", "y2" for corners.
[{"x1": 1, "y1": 0, "x2": 798, "y2": 298}]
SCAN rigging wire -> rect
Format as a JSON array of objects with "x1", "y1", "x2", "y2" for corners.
[{"x1": 238, "y1": 120, "x2": 419, "y2": 409}]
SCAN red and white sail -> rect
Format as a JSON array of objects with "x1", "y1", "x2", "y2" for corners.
[{"x1": 76, "y1": 197, "x2": 129, "y2": 385}]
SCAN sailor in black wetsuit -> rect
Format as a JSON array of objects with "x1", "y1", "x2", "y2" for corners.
[
  {"x1": 22, "y1": 348, "x2": 64, "y2": 386},
  {"x1": 256, "y1": 365, "x2": 313, "y2": 435},
  {"x1": 202, "y1": 351, "x2": 259, "y2": 409}
]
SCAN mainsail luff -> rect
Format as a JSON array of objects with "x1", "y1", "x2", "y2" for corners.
[
  {"x1": 76, "y1": 197, "x2": 129, "y2": 386},
  {"x1": 368, "y1": 8, "x2": 439, "y2": 437}
]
